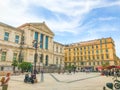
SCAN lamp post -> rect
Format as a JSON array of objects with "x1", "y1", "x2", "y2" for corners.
[
  {"x1": 0, "y1": 49, "x2": 2, "y2": 53},
  {"x1": 32, "y1": 40, "x2": 38, "y2": 76}
]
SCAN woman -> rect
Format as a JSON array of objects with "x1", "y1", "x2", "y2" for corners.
[{"x1": 2, "y1": 72, "x2": 11, "y2": 90}]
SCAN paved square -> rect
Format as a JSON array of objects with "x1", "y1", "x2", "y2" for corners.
[{"x1": 0, "y1": 72, "x2": 114, "y2": 90}]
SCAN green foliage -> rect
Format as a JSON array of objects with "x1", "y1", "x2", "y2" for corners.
[
  {"x1": 11, "y1": 60, "x2": 18, "y2": 67},
  {"x1": 102, "y1": 62, "x2": 110, "y2": 67},
  {"x1": 11, "y1": 60, "x2": 18, "y2": 73},
  {"x1": 18, "y1": 62, "x2": 33, "y2": 72},
  {"x1": 65, "y1": 65, "x2": 75, "y2": 70}
]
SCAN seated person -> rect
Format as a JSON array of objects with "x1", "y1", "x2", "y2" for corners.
[
  {"x1": 31, "y1": 74, "x2": 36, "y2": 79},
  {"x1": 25, "y1": 74, "x2": 29, "y2": 80}
]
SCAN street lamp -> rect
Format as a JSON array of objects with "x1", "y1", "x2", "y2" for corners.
[
  {"x1": 0, "y1": 48, "x2": 2, "y2": 53},
  {"x1": 32, "y1": 40, "x2": 38, "y2": 76}
]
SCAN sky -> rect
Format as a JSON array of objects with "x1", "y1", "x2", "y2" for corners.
[{"x1": 0, "y1": 0, "x2": 120, "y2": 57}]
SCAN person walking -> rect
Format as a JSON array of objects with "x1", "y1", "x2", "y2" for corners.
[
  {"x1": 40, "y1": 69, "x2": 44, "y2": 82},
  {"x1": 1, "y1": 72, "x2": 11, "y2": 90}
]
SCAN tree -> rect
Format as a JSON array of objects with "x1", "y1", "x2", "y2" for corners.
[
  {"x1": 11, "y1": 60, "x2": 18, "y2": 73},
  {"x1": 18, "y1": 62, "x2": 33, "y2": 73},
  {"x1": 102, "y1": 61, "x2": 110, "y2": 69}
]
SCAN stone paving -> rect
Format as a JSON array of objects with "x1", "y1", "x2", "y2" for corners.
[{"x1": 0, "y1": 72, "x2": 115, "y2": 90}]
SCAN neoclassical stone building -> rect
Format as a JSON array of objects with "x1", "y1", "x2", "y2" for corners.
[
  {"x1": 0, "y1": 22, "x2": 64, "y2": 71},
  {"x1": 0, "y1": 22, "x2": 23, "y2": 71},
  {"x1": 53, "y1": 41, "x2": 64, "y2": 69}
]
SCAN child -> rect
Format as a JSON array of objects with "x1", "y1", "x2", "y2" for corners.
[{"x1": 0, "y1": 77, "x2": 5, "y2": 85}]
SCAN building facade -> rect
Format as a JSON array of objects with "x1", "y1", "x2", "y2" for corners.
[
  {"x1": 53, "y1": 41, "x2": 65, "y2": 69},
  {"x1": 0, "y1": 22, "x2": 23, "y2": 71},
  {"x1": 0, "y1": 22, "x2": 61, "y2": 72},
  {"x1": 18, "y1": 22, "x2": 55, "y2": 71},
  {"x1": 64, "y1": 37, "x2": 119, "y2": 71}
]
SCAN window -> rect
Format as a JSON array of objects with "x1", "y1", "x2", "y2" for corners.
[
  {"x1": 106, "y1": 54, "x2": 109, "y2": 59},
  {"x1": 105, "y1": 39, "x2": 107, "y2": 44},
  {"x1": 97, "y1": 62, "x2": 99, "y2": 65},
  {"x1": 81, "y1": 52, "x2": 83, "y2": 55},
  {"x1": 100, "y1": 40, "x2": 102, "y2": 44},
  {"x1": 56, "y1": 57, "x2": 58, "y2": 64},
  {"x1": 60, "y1": 48, "x2": 62, "y2": 53},
  {"x1": 13, "y1": 53, "x2": 17, "y2": 60},
  {"x1": 96, "y1": 45, "x2": 98, "y2": 48},
  {"x1": 80, "y1": 47, "x2": 82, "y2": 50},
  {"x1": 1, "y1": 52, "x2": 6, "y2": 61},
  {"x1": 101, "y1": 54, "x2": 104, "y2": 59},
  {"x1": 4, "y1": 32, "x2": 9, "y2": 41},
  {"x1": 88, "y1": 51, "x2": 90, "y2": 54},
  {"x1": 45, "y1": 55, "x2": 48, "y2": 66},
  {"x1": 93, "y1": 56, "x2": 95, "y2": 60},
  {"x1": 106, "y1": 49, "x2": 108, "y2": 53},
  {"x1": 96, "y1": 50, "x2": 99, "y2": 54},
  {"x1": 15, "y1": 35, "x2": 19, "y2": 43},
  {"x1": 88, "y1": 56, "x2": 91, "y2": 60},
  {"x1": 88, "y1": 46, "x2": 90, "y2": 50},
  {"x1": 40, "y1": 34, "x2": 44, "y2": 48},
  {"x1": 84, "y1": 47, "x2": 86, "y2": 50},
  {"x1": 56, "y1": 46, "x2": 58, "y2": 53},
  {"x1": 89, "y1": 62, "x2": 91, "y2": 65},
  {"x1": 45, "y1": 36, "x2": 48, "y2": 49},
  {"x1": 34, "y1": 32, "x2": 38, "y2": 40},
  {"x1": 97, "y1": 56, "x2": 99, "y2": 59}
]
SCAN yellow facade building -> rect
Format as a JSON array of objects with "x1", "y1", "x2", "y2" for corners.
[{"x1": 64, "y1": 37, "x2": 119, "y2": 71}]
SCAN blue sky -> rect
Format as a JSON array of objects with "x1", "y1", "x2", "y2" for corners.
[{"x1": 0, "y1": 0, "x2": 120, "y2": 57}]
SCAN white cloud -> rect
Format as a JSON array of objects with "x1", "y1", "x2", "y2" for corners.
[
  {"x1": 0, "y1": 0, "x2": 120, "y2": 57},
  {"x1": 0, "y1": 0, "x2": 120, "y2": 30}
]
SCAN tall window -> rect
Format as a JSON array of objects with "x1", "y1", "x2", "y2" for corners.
[
  {"x1": 4, "y1": 32, "x2": 9, "y2": 41},
  {"x1": 56, "y1": 57, "x2": 58, "y2": 64},
  {"x1": 40, "y1": 34, "x2": 44, "y2": 49},
  {"x1": 1, "y1": 52, "x2": 6, "y2": 61},
  {"x1": 45, "y1": 55, "x2": 48, "y2": 66},
  {"x1": 45, "y1": 36, "x2": 48, "y2": 49},
  {"x1": 34, "y1": 32, "x2": 38, "y2": 41},
  {"x1": 56, "y1": 46, "x2": 58, "y2": 53},
  {"x1": 15, "y1": 35, "x2": 19, "y2": 43},
  {"x1": 106, "y1": 54, "x2": 109, "y2": 59},
  {"x1": 60, "y1": 48, "x2": 62, "y2": 53},
  {"x1": 13, "y1": 53, "x2": 17, "y2": 61},
  {"x1": 106, "y1": 49, "x2": 108, "y2": 53}
]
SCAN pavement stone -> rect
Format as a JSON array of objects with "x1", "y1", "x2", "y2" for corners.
[{"x1": 0, "y1": 72, "x2": 115, "y2": 90}]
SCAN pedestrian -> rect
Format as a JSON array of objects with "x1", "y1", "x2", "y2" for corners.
[
  {"x1": 40, "y1": 69, "x2": 44, "y2": 82},
  {"x1": 0, "y1": 77, "x2": 5, "y2": 85},
  {"x1": 1, "y1": 72, "x2": 11, "y2": 90}
]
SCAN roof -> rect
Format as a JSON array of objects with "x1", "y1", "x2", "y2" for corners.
[{"x1": 18, "y1": 22, "x2": 54, "y2": 36}]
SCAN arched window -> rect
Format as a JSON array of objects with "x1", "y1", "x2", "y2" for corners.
[{"x1": 45, "y1": 55, "x2": 48, "y2": 66}]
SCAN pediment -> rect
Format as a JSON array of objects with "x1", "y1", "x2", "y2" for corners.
[
  {"x1": 18, "y1": 22, "x2": 54, "y2": 36},
  {"x1": 30, "y1": 23, "x2": 54, "y2": 36}
]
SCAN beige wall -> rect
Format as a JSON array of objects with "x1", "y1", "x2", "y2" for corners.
[
  {"x1": 18, "y1": 23, "x2": 54, "y2": 68},
  {"x1": 53, "y1": 41, "x2": 64, "y2": 68},
  {"x1": 0, "y1": 23, "x2": 23, "y2": 71}
]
